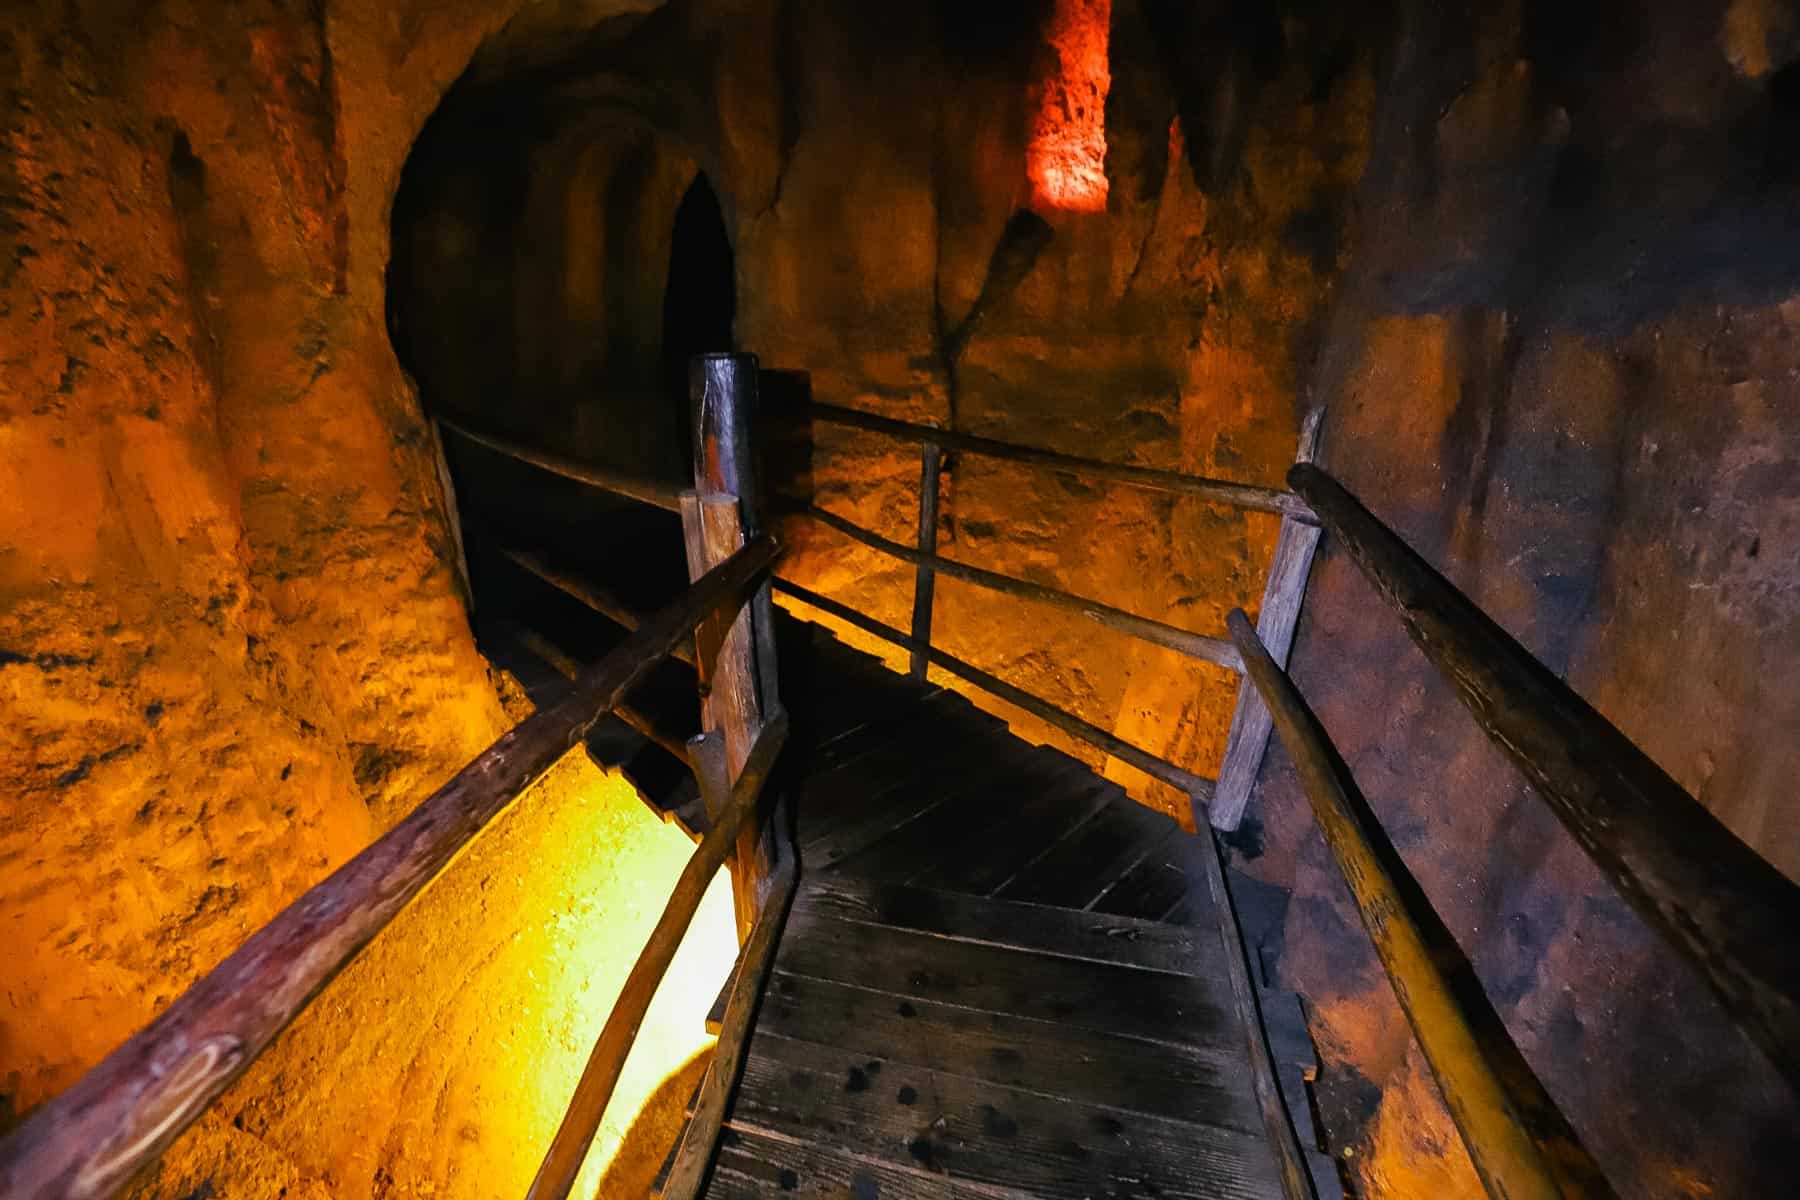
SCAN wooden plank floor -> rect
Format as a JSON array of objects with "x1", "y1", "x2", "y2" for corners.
[{"x1": 690, "y1": 620, "x2": 1340, "y2": 1199}]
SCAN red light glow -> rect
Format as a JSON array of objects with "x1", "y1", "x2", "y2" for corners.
[{"x1": 1028, "y1": 0, "x2": 1113, "y2": 213}]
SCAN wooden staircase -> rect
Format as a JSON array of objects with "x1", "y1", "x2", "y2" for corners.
[{"x1": 642, "y1": 620, "x2": 1341, "y2": 1199}]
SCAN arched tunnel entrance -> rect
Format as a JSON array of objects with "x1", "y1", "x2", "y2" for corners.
[
  {"x1": 386, "y1": 95, "x2": 740, "y2": 695},
  {"x1": 383, "y1": 86, "x2": 748, "y2": 1193}
]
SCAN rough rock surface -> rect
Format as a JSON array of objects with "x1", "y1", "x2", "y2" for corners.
[
  {"x1": 1, "y1": 2, "x2": 734, "y2": 1197},
  {"x1": 1243, "y1": 3, "x2": 1800, "y2": 1196}
]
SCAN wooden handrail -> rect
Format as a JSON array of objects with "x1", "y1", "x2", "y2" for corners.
[
  {"x1": 771, "y1": 575, "x2": 1216, "y2": 804},
  {"x1": 783, "y1": 498, "x2": 1244, "y2": 673},
  {"x1": 660, "y1": 800, "x2": 799, "y2": 1198},
  {"x1": 526, "y1": 712, "x2": 790, "y2": 1200},
  {"x1": 783, "y1": 398, "x2": 1314, "y2": 520},
  {"x1": 439, "y1": 418, "x2": 685, "y2": 513},
  {"x1": 1196, "y1": 824, "x2": 1320, "y2": 1200},
  {"x1": 510, "y1": 625, "x2": 694, "y2": 766},
  {"x1": 1290, "y1": 464, "x2": 1800, "y2": 1094},
  {"x1": 1228, "y1": 611, "x2": 1614, "y2": 1200},
  {"x1": 0, "y1": 536, "x2": 780, "y2": 1200}
]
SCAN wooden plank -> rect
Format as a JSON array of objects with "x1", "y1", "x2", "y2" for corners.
[
  {"x1": 1210, "y1": 409, "x2": 1326, "y2": 832},
  {"x1": 909, "y1": 441, "x2": 943, "y2": 678},
  {"x1": 499, "y1": 545, "x2": 697, "y2": 666},
  {"x1": 1293, "y1": 463, "x2": 1800, "y2": 1094},
  {"x1": 795, "y1": 876, "x2": 1210, "y2": 975},
  {"x1": 790, "y1": 720, "x2": 1019, "y2": 852},
  {"x1": 1089, "y1": 828, "x2": 1202, "y2": 921},
  {"x1": 755, "y1": 973, "x2": 1261, "y2": 1130},
  {"x1": 786, "y1": 398, "x2": 1313, "y2": 520},
  {"x1": 707, "y1": 1126, "x2": 1021, "y2": 1199},
  {"x1": 922, "y1": 771, "x2": 1117, "y2": 897},
  {"x1": 663, "y1": 846, "x2": 800, "y2": 1200},
  {"x1": 527, "y1": 716, "x2": 790, "y2": 1200},
  {"x1": 705, "y1": 947, "x2": 743, "y2": 1037},
  {"x1": 995, "y1": 797, "x2": 1177, "y2": 910},
  {"x1": 770, "y1": 577, "x2": 1217, "y2": 802},
  {"x1": 1226, "y1": 608, "x2": 1614, "y2": 1200},
  {"x1": 797, "y1": 734, "x2": 1044, "y2": 872},
  {"x1": 512, "y1": 625, "x2": 695, "y2": 767},
  {"x1": 0, "y1": 536, "x2": 780, "y2": 1200},
  {"x1": 1197, "y1": 822, "x2": 1320, "y2": 1200},
  {"x1": 439, "y1": 416, "x2": 684, "y2": 512},
  {"x1": 730, "y1": 1033, "x2": 1286, "y2": 1200},
  {"x1": 1259, "y1": 991, "x2": 1317, "y2": 1079},
  {"x1": 823, "y1": 753, "x2": 1091, "y2": 887},
  {"x1": 852, "y1": 749, "x2": 1095, "y2": 887},
  {"x1": 683, "y1": 492, "x2": 770, "y2": 939},
  {"x1": 774, "y1": 908, "x2": 1238, "y2": 1054},
  {"x1": 791, "y1": 500, "x2": 1243, "y2": 672}
]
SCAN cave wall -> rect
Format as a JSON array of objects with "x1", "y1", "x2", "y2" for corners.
[
  {"x1": 1239, "y1": 2, "x2": 1800, "y2": 1197},
  {"x1": 0, "y1": 2, "x2": 736, "y2": 1198}
]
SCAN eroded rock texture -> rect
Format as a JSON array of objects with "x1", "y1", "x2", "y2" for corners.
[
  {"x1": 2, "y1": 2, "x2": 730, "y2": 1197},
  {"x1": 1245, "y1": 3, "x2": 1800, "y2": 1197}
]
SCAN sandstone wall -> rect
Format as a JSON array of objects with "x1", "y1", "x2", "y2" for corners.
[
  {"x1": 1245, "y1": 2, "x2": 1800, "y2": 1195},
  {"x1": 1, "y1": 2, "x2": 726, "y2": 1197}
]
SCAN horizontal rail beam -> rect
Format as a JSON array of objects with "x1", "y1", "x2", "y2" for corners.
[
  {"x1": 500, "y1": 546, "x2": 697, "y2": 667},
  {"x1": 771, "y1": 576, "x2": 1215, "y2": 804},
  {"x1": 1291, "y1": 463, "x2": 1800, "y2": 1094},
  {"x1": 0, "y1": 536, "x2": 780, "y2": 1200},
  {"x1": 511, "y1": 625, "x2": 694, "y2": 766},
  {"x1": 786, "y1": 399, "x2": 1313, "y2": 521},
  {"x1": 785, "y1": 499, "x2": 1243, "y2": 673},
  {"x1": 1228, "y1": 610, "x2": 1614, "y2": 1200},
  {"x1": 440, "y1": 418, "x2": 684, "y2": 513},
  {"x1": 526, "y1": 713, "x2": 790, "y2": 1200}
]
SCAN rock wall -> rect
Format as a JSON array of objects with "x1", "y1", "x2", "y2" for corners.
[
  {"x1": 1, "y1": 2, "x2": 734, "y2": 1197},
  {"x1": 1243, "y1": 2, "x2": 1800, "y2": 1196}
]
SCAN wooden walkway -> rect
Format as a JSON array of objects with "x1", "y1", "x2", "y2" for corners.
[{"x1": 641, "y1": 620, "x2": 1340, "y2": 1199}]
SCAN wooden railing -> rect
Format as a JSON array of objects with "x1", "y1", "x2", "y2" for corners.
[
  {"x1": 0, "y1": 534, "x2": 778, "y2": 1200},
  {"x1": 770, "y1": 398, "x2": 1322, "y2": 825},
  {"x1": 0, "y1": 355, "x2": 793, "y2": 1200},
  {"x1": 11, "y1": 357, "x2": 1794, "y2": 1200},
  {"x1": 1222, "y1": 465, "x2": 1800, "y2": 1198}
]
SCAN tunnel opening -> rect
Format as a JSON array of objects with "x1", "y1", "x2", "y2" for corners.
[{"x1": 661, "y1": 171, "x2": 738, "y2": 462}]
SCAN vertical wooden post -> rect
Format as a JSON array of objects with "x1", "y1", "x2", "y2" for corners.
[
  {"x1": 909, "y1": 442, "x2": 943, "y2": 679},
  {"x1": 685, "y1": 353, "x2": 779, "y2": 940},
  {"x1": 1211, "y1": 407, "x2": 1326, "y2": 831}
]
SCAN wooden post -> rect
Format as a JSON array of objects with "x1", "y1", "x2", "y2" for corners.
[
  {"x1": 909, "y1": 442, "x2": 943, "y2": 678},
  {"x1": 686, "y1": 353, "x2": 779, "y2": 939},
  {"x1": 1290, "y1": 462, "x2": 1800, "y2": 1095},
  {"x1": 1212, "y1": 408, "x2": 1326, "y2": 832},
  {"x1": 1228, "y1": 611, "x2": 1614, "y2": 1200}
]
